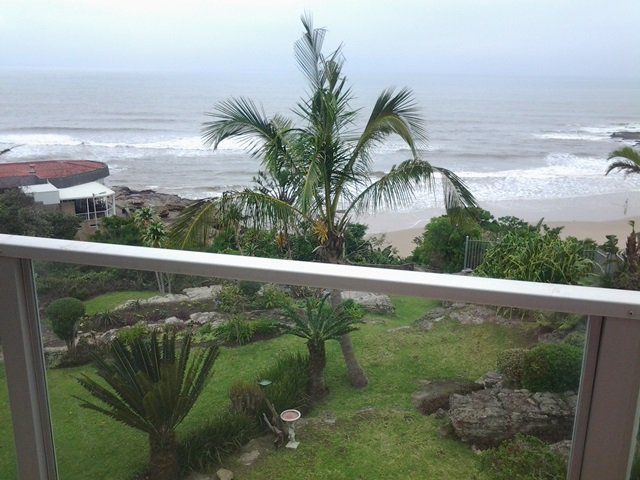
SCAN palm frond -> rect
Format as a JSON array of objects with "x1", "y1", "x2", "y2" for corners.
[
  {"x1": 76, "y1": 331, "x2": 218, "y2": 437},
  {"x1": 295, "y1": 13, "x2": 327, "y2": 88},
  {"x1": 606, "y1": 147, "x2": 640, "y2": 176},
  {"x1": 341, "y1": 159, "x2": 476, "y2": 227},
  {"x1": 168, "y1": 198, "x2": 220, "y2": 249}
]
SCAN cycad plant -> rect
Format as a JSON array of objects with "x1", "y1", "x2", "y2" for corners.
[
  {"x1": 173, "y1": 15, "x2": 475, "y2": 387},
  {"x1": 75, "y1": 331, "x2": 218, "y2": 480},
  {"x1": 605, "y1": 147, "x2": 640, "y2": 176},
  {"x1": 283, "y1": 295, "x2": 361, "y2": 401}
]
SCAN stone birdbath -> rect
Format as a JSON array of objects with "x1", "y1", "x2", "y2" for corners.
[{"x1": 280, "y1": 409, "x2": 301, "y2": 449}]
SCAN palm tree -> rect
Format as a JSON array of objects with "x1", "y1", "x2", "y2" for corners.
[
  {"x1": 174, "y1": 15, "x2": 476, "y2": 387},
  {"x1": 139, "y1": 214, "x2": 172, "y2": 293},
  {"x1": 606, "y1": 147, "x2": 640, "y2": 176},
  {"x1": 283, "y1": 295, "x2": 361, "y2": 400},
  {"x1": 76, "y1": 331, "x2": 218, "y2": 480}
]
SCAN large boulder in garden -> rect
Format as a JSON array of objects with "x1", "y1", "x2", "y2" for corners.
[
  {"x1": 448, "y1": 388, "x2": 577, "y2": 448},
  {"x1": 342, "y1": 291, "x2": 394, "y2": 314},
  {"x1": 412, "y1": 379, "x2": 483, "y2": 415}
]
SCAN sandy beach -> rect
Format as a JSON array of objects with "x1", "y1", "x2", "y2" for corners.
[{"x1": 363, "y1": 191, "x2": 640, "y2": 257}]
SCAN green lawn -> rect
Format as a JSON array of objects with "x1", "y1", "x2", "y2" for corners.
[
  {"x1": 0, "y1": 297, "x2": 530, "y2": 479},
  {"x1": 83, "y1": 290, "x2": 158, "y2": 315}
]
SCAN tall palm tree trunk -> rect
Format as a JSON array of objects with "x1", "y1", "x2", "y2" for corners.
[
  {"x1": 330, "y1": 289, "x2": 368, "y2": 388},
  {"x1": 149, "y1": 431, "x2": 178, "y2": 480},
  {"x1": 308, "y1": 341, "x2": 328, "y2": 400}
]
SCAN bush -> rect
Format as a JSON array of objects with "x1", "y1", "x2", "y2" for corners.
[
  {"x1": 476, "y1": 227, "x2": 593, "y2": 284},
  {"x1": 411, "y1": 214, "x2": 482, "y2": 272},
  {"x1": 116, "y1": 322, "x2": 149, "y2": 345},
  {"x1": 257, "y1": 284, "x2": 292, "y2": 309},
  {"x1": 563, "y1": 331, "x2": 586, "y2": 349},
  {"x1": 229, "y1": 381, "x2": 266, "y2": 417},
  {"x1": 480, "y1": 434, "x2": 566, "y2": 480},
  {"x1": 522, "y1": 344, "x2": 583, "y2": 393},
  {"x1": 177, "y1": 412, "x2": 259, "y2": 474},
  {"x1": 339, "y1": 299, "x2": 366, "y2": 321},
  {"x1": 215, "y1": 317, "x2": 255, "y2": 345},
  {"x1": 90, "y1": 216, "x2": 143, "y2": 246},
  {"x1": 46, "y1": 297, "x2": 85, "y2": 351},
  {"x1": 258, "y1": 352, "x2": 310, "y2": 413},
  {"x1": 217, "y1": 283, "x2": 246, "y2": 313},
  {"x1": 496, "y1": 348, "x2": 528, "y2": 387},
  {"x1": 91, "y1": 310, "x2": 124, "y2": 331},
  {"x1": 252, "y1": 319, "x2": 281, "y2": 338}
]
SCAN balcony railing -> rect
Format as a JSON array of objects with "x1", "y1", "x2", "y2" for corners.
[{"x1": 1, "y1": 233, "x2": 640, "y2": 480}]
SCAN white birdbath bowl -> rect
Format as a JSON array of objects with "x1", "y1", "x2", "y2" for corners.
[{"x1": 280, "y1": 409, "x2": 301, "y2": 449}]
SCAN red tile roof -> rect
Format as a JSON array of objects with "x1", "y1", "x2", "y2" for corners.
[{"x1": 0, "y1": 160, "x2": 107, "y2": 180}]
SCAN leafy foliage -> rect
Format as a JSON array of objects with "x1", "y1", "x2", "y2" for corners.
[
  {"x1": 177, "y1": 412, "x2": 259, "y2": 474},
  {"x1": 496, "y1": 348, "x2": 528, "y2": 387},
  {"x1": 0, "y1": 188, "x2": 80, "y2": 239},
  {"x1": 229, "y1": 381, "x2": 267, "y2": 417},
  {"x1": 411, "y1": 214, "x2": 482, "y2": 272},
  {"x1": 480, "y1": 434, "x2": 566, "y2": 480},
  {"x1": 90, "y1": 216, "x2": 144, "y2": 245},
  {"x1": 215, "y1": 317, "x2": 255, "y2": 345},
  {"x1": 76, "y1": 331, "x2": 218, "y2": 480},
  {"x1": 256, "y1": 284, "x2": 293, "y2": 309},
  {"x1": 605, "y1": 147, "x2": 640, "y2": 176},
  {"x1": 216, "y1": 283, "x2": 247, "y2": 313},
  {"x1": 476, "y1": 226, "x2": 593, "y2": 284},
  {"x1": 116, "y1": 321, "x2": 150, "y2": 345},
  {"x1": 46, "y1": 297, "x2": 86, "y2": 351},
  {"x1": 522, "y1": 344, "x2": 583, "y2": 393},
  {"x1": 258, "y1": 352, "x2": 311, "y2": 413}
]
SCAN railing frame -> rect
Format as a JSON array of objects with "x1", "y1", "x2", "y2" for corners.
[{"x1": 1, "y1": 234, "x2": 640, "y2": 480}]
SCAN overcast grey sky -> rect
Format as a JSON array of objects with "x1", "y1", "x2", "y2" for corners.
[{"x1": 1, "y1": 0, "x2": 639, "y2": 78}]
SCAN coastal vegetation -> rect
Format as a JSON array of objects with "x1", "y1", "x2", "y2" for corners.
[
  {"x1": 171, "y1": 15, "x2": 475, "y2": 388},
  {"x1": 605, "y1": 146, "x2": 640, "y2": 176}
]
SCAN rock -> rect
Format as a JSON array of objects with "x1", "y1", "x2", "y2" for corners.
[
  {"x1": 144, "y1": 293, "x2": 190, "y2": 304},
  {"x1": 164, "y1": 316, "x2": 185, "y2": 327},
  {"x1": 549, "y1": 440, "x2": 572, "y2": 460},
  {"x1": 237, "y1": 449, "x2": 260, "y2": 466},
  {"x1": 476, "y1": 371, "x2": 504, "y2": 389},
  {"x1": 216, "y1": 468, "x2": 234, "y2": 480},
  {"x1": 100, "y1": 328, "x2": 120, "y2": 343},
  {"x1": 417, "y1": 304, "x2": 512, "y2": 331},
  {"x1": 342, "y1": 291, "x2": 395, "y2": 314},
  {"x1": 188, "y1": 311, "x2": 226, "y2": 327},
  {"x1": 448, "y1": 388, "x2": 576, "y2": 448},
  {"x1": 183, "y1": 285, "x2": 222, "y2": 301},
  {"x1": 611, "y1": 131, "x2": 640, "y2": 141},
  {"x1": 412, "y1": 379, "x2": 483, "y2": 415}
]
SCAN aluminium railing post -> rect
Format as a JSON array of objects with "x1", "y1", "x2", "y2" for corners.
[
  {"x1": 0, "y1": 257, "x2": 58, "y2": 479},
  {"x1": 569, "y1": 315, "x2": 640, "y2": 480}
]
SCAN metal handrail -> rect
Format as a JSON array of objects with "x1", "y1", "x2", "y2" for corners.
[{"x1": 1, "y1": 234, "x2": 640, "y2": 320}]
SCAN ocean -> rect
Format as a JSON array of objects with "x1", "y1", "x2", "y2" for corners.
[{"x1": 1, "y1": 69, "x2": 639, "y2": 215}]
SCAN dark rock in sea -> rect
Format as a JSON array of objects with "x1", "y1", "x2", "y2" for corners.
[{"x1": 611, "y1": 131, "x2": 640, "y2": 141}]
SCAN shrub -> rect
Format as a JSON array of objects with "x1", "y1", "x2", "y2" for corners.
[
  {"x1": 117, "y1": 322, "x2": 149, "y2": 345},
  {"x1": 257, "y1": 284, "x2": 292, "y2": 309},
  {"x1": 522, "y1": 344, "x2": 583, "y2": 393},
  {"x1": 563, "y1": 331, "x2": 586, "y2": 349},
  {"x1": 229, "y1": 381, "x2": 266, "y2": 417},
  {"x1": 411, "y1": 214, "x2": 482, "y2": 272},
  {"x1": 496, "y1": 348, "x2": 528, "y2": 387},
  {"x1": 238, "y1": 280, "x2": 262, "y2": 297},
  {"x1": 177, "y1": 412, "x2": 259, "y2": 474},
  {"x1": 476, "y1": 227, "x2": 593, "y2": 284},
  {"x1": 215, "y1": 317, "x2": 255, "y2": 345},
  {"x1": 480, "y1": 434, "x2": 566, "y2": 480},
  {"x1": 339, "y1": 299, "x2": 365, "y2": 321},
  {"x1": 252, "y1": 319, "x2": 281, "y2": 338},
  {"x1": 258, "y1": 352, "x2": 310, "y2": 413},
  {"x1": 46, "y1": 297, "x2": 86, "y2": 351},
  {"x1": 217, "y1": 283, "x2": 246, "y2": 313},
  {"x1": 91, "y1": 310, "x2": 124, "y2": 331}
]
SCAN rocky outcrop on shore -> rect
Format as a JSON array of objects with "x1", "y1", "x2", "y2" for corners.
[
  {"x1": 112, "y1": 185, "x2": 195, "y2": 222},
  {"x1": 611, "y1": 131, "x2": 640, "y2": 145}
]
